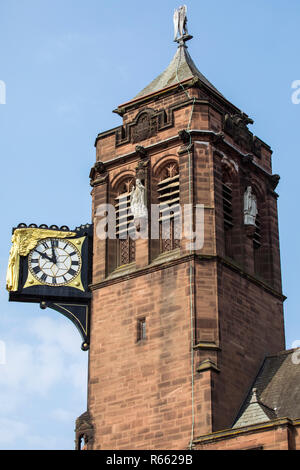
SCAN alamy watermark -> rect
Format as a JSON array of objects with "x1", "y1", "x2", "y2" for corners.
[
  {"x1": 0, "y1": 341, "x2": 6, "y2": 365},
  {"x1": 0, "y1": 80, "x2": 6, "y2": 104},
  {"x1": 291, "y1": 80, "x2": 300, "y2": 104},
  {"x1": 95, "y1": 203, "x2": 204, "y2": 251}
]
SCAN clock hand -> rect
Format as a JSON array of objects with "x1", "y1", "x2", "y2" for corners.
[
  {"x1": 35, "y1": 250, "x2": 53, "y2": 262},
  {"x1": 51, "y1": 245, "x2": 57, "y2": 264}
]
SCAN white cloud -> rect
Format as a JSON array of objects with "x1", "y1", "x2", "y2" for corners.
[
  {"x1": 30, "y1": 315, "x2": 81, "y2": 356},
  {"x1": 0, "y1": 313, "x2": 88, "y2": 449},
  {"x1": 0, "y1": 417, "x2": 70, "y2": 450},
  {"x1": 51, "y1": 408, "x2": 75, "y2": 424},
  {"x1": 0, "y1": 418, "x2": 28, "y2": 446}
]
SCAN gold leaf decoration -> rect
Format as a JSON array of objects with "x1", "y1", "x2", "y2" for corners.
[{"x1": 6, "y1": 228, "x2": 76, "y2": 292}]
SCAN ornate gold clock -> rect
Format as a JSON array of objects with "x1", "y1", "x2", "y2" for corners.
[
  {"x1": 28, "y1": 238, "x2": 81, "y2": 286},
  {"x1": 25, "y1": 236, "x2": 84, "y2": 290},
  {"x1": 6, "y1": 223, "x2": 93, "y2": 350}
]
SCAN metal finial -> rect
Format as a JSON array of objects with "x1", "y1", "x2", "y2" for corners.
[{"x1": 173, "y1": 5, "x2": 193, "y2": 45}]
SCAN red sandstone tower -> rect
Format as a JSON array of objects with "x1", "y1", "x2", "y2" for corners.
[{"x1": 75, "y1": 13, "x2": 291, "y2": 450}]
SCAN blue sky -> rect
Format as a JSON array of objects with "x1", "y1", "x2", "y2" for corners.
[{"x1": 0, "y1": 0, "x2": 299, "y2": 450}]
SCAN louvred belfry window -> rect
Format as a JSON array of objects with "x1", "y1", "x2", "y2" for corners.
[
  {"x1": 115, "y1": 178, "x2": 135, "y2": 266},
  {"x1": 222, "y1": 170, "x2": 234, "y2": 259},
  {"x1": 158, "y1": 163, "x2": 180, "y2": 253},
  {"x1": 223, "y1": 182, "x2": 233, "y2": 230},
  {"x1": 253, "y1": 209, "x2": 263, "y2": 277},
  {"x1": 253, "y1": 212, "x2": 261, "y2": 249}
]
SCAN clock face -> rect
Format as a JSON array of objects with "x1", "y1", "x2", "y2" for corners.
[{"x1": 28, "y1": 238, "x2": 81, "y2": 287}]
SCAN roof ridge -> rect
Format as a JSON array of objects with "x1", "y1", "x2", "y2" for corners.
[
  {"x1": 265, "y1": 348, "x2": 299, "y2": 359},
  {"x1": 132, "y1": 44, "x2": 224, "y2": 102}
]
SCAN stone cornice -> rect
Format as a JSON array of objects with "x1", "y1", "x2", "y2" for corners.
[
  {"x1": 95, "y1": 97, "x2": 198, "y2": 147},
  {"x1": 94, "y1": 135, "x2": 180, "y2": 171},
  {"x1": 217, "y1": 255, "x2": 286, "y2": 301},
  {"x1": 114, "y1": 78, "x2": 196, "y2": 115},
  {"x1": 89, "y1": 252, "x2": 285, "y2": 301},
  {"x1": 92, "y1": 130, "x2": 275, "y2": 187},
  {"x1": 113, "y1": 77, "x2": 243, "y2": 120}
]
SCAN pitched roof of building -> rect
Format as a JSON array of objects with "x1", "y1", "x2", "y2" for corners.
[
  {"x1": 233, "y1": 349, "x2": 300, "y2": 428},
  {"x1": 133, "y1": 43, "x2": 224, "y2": 101}
]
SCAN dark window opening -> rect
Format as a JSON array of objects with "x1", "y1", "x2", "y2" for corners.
[
  {"x1": 137, "y1": 318, "x2": 146, "y2": 342},
  {"x1": 78, "y1": 434, "x2": 88, "y2": 451},
  {"x1": 223, "y1": 181, "x2": 233, "y2": 258},
  {"x1": 223, "y1": 182, "x2": 233, "y2": 229},
  {"x1": 253, "y1": 211, "x2": 263, "y2": 277},
  {"x1": 253, "y1": 212, "x2": 261, "y2": 249}
]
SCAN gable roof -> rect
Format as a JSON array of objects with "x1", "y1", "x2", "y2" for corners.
[{"x1": 233, "y1": 349, "x2": 300, "y2": 428}]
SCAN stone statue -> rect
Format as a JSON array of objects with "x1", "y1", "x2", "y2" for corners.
[
  {"x1": 130, "y1": 179, "x2": 148, "y2": 231},
  {"x1": 173, "y1": 5, "x2": 188, "y2": 41},
  {"x1": 244, "y1": 186, "x2": 258, "y2": 226}
]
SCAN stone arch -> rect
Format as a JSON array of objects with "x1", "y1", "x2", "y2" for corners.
[
  {"x1": 247, "y1": 177, "x2": 267, "y2": 280},
  {"x1": 152, "y1": 156, "x2": 180, "y2": 256},
  {"x1": 110, "y1": 170, "x2": 135, "y2": 192},
  {"x1": 152, "y1": 155, "x2": 179, "y2": 180},
  {"x1": 110, "y1": 173, "x2": 135, "y2": 269}
]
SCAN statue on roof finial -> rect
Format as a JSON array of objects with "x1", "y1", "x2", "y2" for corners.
[{"x1": 173, "y1": 5, "x2": 193, "y2": 44}]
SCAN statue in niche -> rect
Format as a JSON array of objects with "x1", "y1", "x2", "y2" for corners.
[
  {"x1": 130, "y1": 179, "x2": 148, "y2": 231},
  {"x1": 244, "y1": 186, "x2": 258, "y2": 226}
]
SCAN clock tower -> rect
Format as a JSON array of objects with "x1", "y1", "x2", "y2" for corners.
[{"x1": 76, "y1": 8, "x2": 285, "y2": 450}]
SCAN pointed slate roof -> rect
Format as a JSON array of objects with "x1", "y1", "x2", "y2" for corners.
[
  {"x1": 233, "y1": 388, "x2": 277, "y2": 429},
  {"x1": 233, "y1": 349, "x2": 300, "y2": 428},
  {"x1": 134, "y1": 43, "x2": 224, "y2": 101}
]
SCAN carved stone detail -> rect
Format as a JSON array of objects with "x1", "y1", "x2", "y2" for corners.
[
  {"x1": 178, "y1": 129, "x2": 191, "y2": 144},
  {"x1": 160, "y1": 162, "x2": 179, "y2": 181},
  {"x1": 135, "y1": 146, "x2": 149, "y2": 182},
  {"x1": 75, "y1": 411, "x2": 94, "y2": 450},
  {"x1": 269, "y1": 174, "x2": 280, "y2": 191},
  {"x1": 178, "y1": 143, "x2": 193, "y2": 155},
  {"x1": 115, "y1": 107, "x2": 171, "y2": 147},
  {"x1": 131, "y1": 110, "x2": 158, "y2": 143},
  {"x1": 245, "y1": 224, "x2": 256, "y2": 239},
  {"x1": 224, "y1": 113, "x2": 261, "y2": 157},
  {"x1": 135, "y1": 145, "x2": 148, "y2": 159},
  {"x1": 211, "y1": 132, "x2": 225, "y2": 145},
  {"x1": 89, "y1": 161, "x2": 108, "y2": 187},
  {"x1": 117, "y1": 177, "x2": 135, "y2": 196}
]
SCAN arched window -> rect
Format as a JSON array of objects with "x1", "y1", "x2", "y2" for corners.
[
  {"x1": 157, "y1": 162, "x2": 180, "y2": 253},
  {"x1": 221, "y1": 156, "x2": 239, "y2": 260},
  {"x1": 245, "y1": 182, "x2": 267, "y2": 281},
  {"x1": 78, "y1": 434, "x2": 88, "y2": 450},
  {"x1": 115, "y1": 177, "x2": 135, "y2": 267}
]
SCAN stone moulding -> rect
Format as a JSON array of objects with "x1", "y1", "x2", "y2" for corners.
[
  {"x1": 89, "y1": 253, "x2": 286, "y2": 301},
  {"x1": 197, "y1": 358, "x2": 220, "y2": 374},
  {"x1": 192, "y1": 418, "x2": 300, "y2": 447}
]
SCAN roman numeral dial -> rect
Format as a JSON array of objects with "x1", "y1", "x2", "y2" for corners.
[{"x1": 28, "y1": 238, "x2": 82, "y2": 287}]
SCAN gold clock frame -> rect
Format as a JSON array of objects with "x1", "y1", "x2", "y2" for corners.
[{"x1": 24, "y1": 236, "x2": 86, "y2": 292}]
